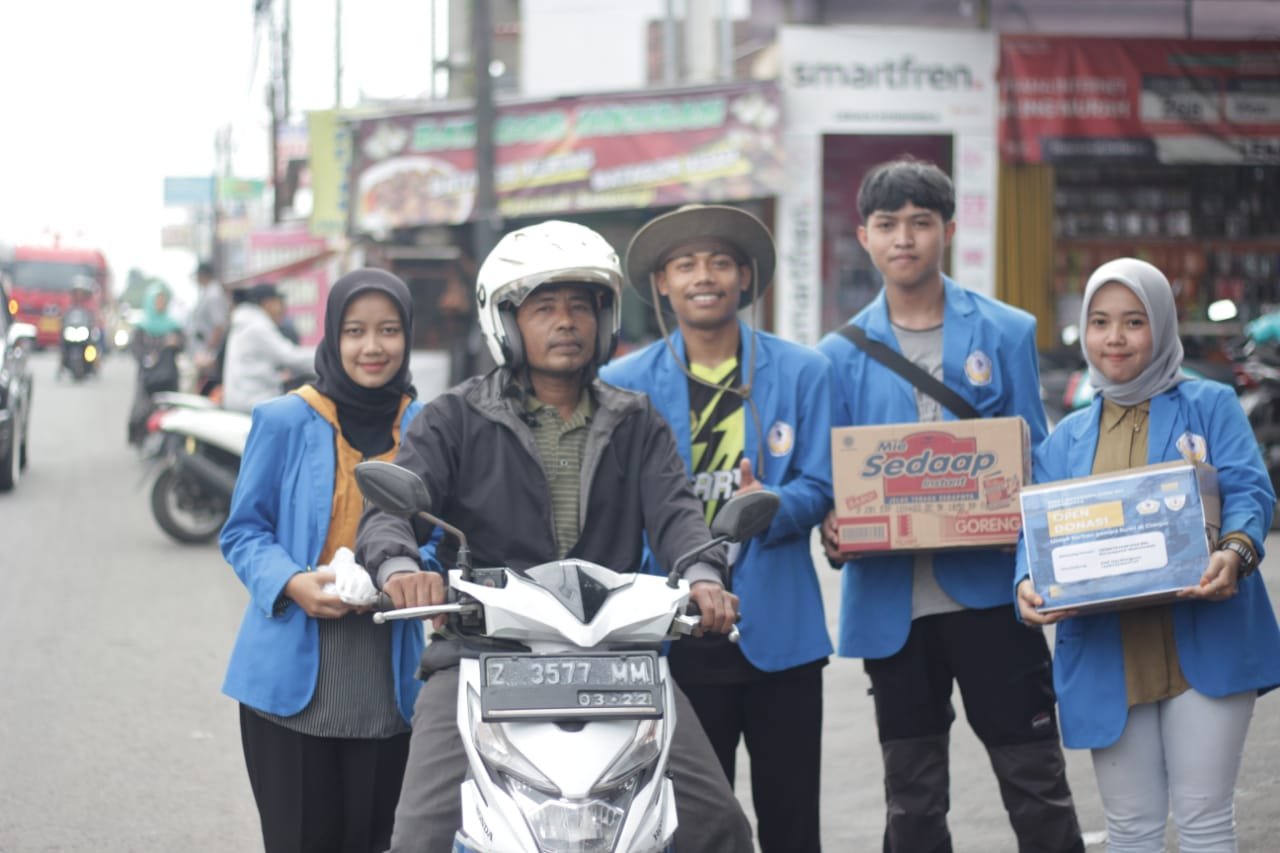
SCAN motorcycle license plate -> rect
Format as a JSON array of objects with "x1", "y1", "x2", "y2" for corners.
[{"x1": 479, "y1": 651, "x2": 662, "y2": 721}]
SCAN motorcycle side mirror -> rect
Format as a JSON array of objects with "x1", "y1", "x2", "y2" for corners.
[
  {"x1": 667, "y1": 491, "x2": 780, "y2": 588},
  {"x1": 710, "y1": 490, "x2": 780, "y2": 543},
  {"x1": 355, "y1": 460, "x2": 431, "y2": 516},
  {"x1": 354, "y1": 461, "x2": 473, "y2": 581}
]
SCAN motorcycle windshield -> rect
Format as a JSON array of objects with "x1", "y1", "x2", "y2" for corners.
[{"x1": 521, "y1": 560, "x2": 636, "y2": 624}]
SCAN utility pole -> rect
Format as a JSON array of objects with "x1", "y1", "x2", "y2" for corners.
[
  {"x1": 472, "y1": 0, "x2": 498, "y2": 261},
  {"x1": 268, "y1": 2, "x2": 281, "y2": 225},
  {"x1": 335, "y1": 0, "x2": 343, "y2": 107},
  {"x1": 459, "y1": 0, "x2": 500, "y2": 383}
]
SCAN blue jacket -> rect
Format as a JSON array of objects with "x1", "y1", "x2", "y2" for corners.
[
  {"x1": 815, "y1": 278, "x2": 1049, "y2": 659},
  {"x1": 1016, "y1": 381, "x2": 1280, "y2": 749},
  {"x1": 601, "y1": 323, "x2": 835, "y2": 672},
  {"x1": 221, "y1": 393, "x2": 429, "y2": 721}
]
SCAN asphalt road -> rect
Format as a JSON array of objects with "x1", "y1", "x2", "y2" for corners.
[{"x1": 1, "y1": 349, "x2": 1277, "y2": 851}]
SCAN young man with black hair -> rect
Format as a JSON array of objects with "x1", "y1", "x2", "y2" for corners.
[
  {"x1": 816, "y1": 158, "x2": 1084, "y2": 853},
  {"x1": 602, "y1": 204, "x2": 834, "y2": 853}
]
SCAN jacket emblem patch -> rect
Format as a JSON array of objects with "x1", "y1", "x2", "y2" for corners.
[
  {"x1": 767, "y1": 420, "x2": 795, "y2": 457},
  {"x1": 965, "y1": 350, "x2": 993, "y2": 386}
]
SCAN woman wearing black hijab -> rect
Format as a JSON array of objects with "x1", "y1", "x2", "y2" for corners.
[{"x1": 221, "y1": 269, "x2": 437, "y2": 853}]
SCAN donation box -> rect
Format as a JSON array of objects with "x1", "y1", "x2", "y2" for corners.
[{"x1": 1020, "y1": 460, "x2": 1220, "y2": 614}]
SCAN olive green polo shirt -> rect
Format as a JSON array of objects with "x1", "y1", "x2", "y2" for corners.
[{"x1": 523, "y1": 388, "x2": 595, "y2": 557}]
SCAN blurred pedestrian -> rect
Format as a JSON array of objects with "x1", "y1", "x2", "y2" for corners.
[
  {"x1": 127, "y1": 282, "x2": 183, "y2": 446},
  {"x1": 221, "y1": 268, "x2": 431, "y2": 853},
  {"x1": 186, "y1": 260, "x2": 229, "y2": 395},
  {"x1": 1017, "y1": 257, "x2": 1280, "y2": 852},
  {"x1": 221, "y1": 281, "x2": 314, "y2": 412}
]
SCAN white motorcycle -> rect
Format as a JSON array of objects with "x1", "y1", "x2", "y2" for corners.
[
  {"x1": 355, "y1": 460, "x2": 777, "y2": 853},
  {"x1": 143, "y1": 392, "x2": 251, "y2": 544}
]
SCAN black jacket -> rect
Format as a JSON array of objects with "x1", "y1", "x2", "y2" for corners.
[{"x1": 356, "y1": 368, "x2": 727, "y2": 583}]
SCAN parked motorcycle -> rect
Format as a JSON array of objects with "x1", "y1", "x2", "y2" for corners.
[
  {"x1": 144, "y1": 392, "x2": 250, "y2": 544},
  {"x1": 356, "y1": 460, "x2": 777, "y2": 853},
  {"x1": 1234, "y1": 340, "x2": 1280, "y2": 529}
]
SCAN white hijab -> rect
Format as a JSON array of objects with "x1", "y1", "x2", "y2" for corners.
[{"x1": 1080, "y1": 257, "x2": 1185, "y2": 407}]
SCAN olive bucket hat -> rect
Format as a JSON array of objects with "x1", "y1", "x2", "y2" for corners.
[{"x1": 625, "y1": 204, "x2": 776, "y2": 308}]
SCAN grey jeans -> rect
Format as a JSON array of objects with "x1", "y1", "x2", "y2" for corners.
[{"x1": 387, "y1": 665, "x2": 753, "y2": 853}]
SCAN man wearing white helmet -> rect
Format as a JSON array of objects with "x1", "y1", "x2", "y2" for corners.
[{"x1": 356, "y1": 220, "x2": 752, "y2": 852}]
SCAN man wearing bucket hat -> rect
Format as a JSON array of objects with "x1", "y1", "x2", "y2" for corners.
[{"x1": 601, "y1": 204, "x2": 834, "y2": 852}]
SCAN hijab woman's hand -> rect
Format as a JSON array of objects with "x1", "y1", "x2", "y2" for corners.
[
  {"x1": 284, "y1": 571, "x2": 353, "y2": 619},
  {"x1": 1179, "y1": 550, "x2": 1241, "y2": 601},
  {"x1": 1016, "y1": 578, "x2": 1074, "y2": 625}
]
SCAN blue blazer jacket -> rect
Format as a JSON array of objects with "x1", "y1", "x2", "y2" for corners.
[
  {"x1": 221, "y1": 393, "x2": 430, "y2": 721},
  {"x1": 815, "y1": 278, "x2": 1049, "y2": 659},
  {"x1": 602, "y1": 323, "x2": 835, "y2": 672}
]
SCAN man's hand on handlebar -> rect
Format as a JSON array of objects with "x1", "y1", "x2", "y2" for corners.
[
  {"x1": 384, "y1": 571, "x2": 448, "y2": 629},
  {"x1": 689, "y1": 581, "x2": 740, "y2": 636}
]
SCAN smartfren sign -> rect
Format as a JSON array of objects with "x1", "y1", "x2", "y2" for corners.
[{"x1": 790, "y1": 57, "x2": 979, "y2": 92}]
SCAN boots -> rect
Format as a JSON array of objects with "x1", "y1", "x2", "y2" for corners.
[
  {"x1": 986, "y1": 740, "x2": 1084, "y2": 853},
  {"x1": 881, "y1": 734, "x2": 953, "y2": 853}
]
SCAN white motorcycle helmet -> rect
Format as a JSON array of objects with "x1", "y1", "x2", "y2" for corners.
[{"x1": 476, "y1": 221, "x2": 624, "y2": 369}]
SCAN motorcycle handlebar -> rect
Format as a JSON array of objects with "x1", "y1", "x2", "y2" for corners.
[
  {"x1": 681, "y1": 602, "x2": 742, "y2": 644},
  {"x1": 371, "y1": 600, "x2": 480, "y2": 624}
]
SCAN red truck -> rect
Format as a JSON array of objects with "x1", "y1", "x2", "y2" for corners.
[{"x1": 1, "y1": 244, "x2": 112, "y2": 348}]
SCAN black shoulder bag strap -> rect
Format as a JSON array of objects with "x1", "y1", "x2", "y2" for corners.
[{"x1": 838, "y1": 323, "x2": 981, "y2": 420}]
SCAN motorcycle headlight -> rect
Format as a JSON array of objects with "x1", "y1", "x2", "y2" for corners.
[
  {"x1": 469, "y1": 686, "x2": 558, "y2": 793},
  {"x1": 466, "y1": 687, "x2": 650, "y2": 853},
  {"x1": 62, "y1": 325, "x2": 90, "y2": 342},
  {"x1": 594, "y1": 717, "x2": 661, "y2": 791},
  {"x1": 504, "y1": 773, "x2": 631, "y2": 853}
]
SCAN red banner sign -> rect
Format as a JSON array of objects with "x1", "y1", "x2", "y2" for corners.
[
  {"x1": 347, "y1": 81, "x2": 782, "y2": 233},
  {"x1": 1000, "y1": 35, "x2": 1280, "y2": 164}
]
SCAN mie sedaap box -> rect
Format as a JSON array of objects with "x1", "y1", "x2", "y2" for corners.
[{"x1": 831, "y1": 417, "x2": 1031, "y2": 553}]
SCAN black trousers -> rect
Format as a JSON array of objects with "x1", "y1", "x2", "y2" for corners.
[
  {"x1": 681, "y1": 662, "x2": 825, "y2": 853},
  {"x1": 239, "y1": 705, "x2": 411, "y2": 853},
  {"x1": 863, "y1": 608, "x2": 1082, "y2": 853}
]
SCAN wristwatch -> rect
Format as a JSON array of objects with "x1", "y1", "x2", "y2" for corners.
[{"x1": 1220, "y1": 539, "x2": 1258, "y2": 578}]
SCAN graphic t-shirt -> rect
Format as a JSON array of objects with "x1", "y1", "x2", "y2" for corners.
[
  {"x1": 673, "y1": 357, "x2": 757, "y2": 684},
  {"x1": 688, "y1": 357, "x2": 746, "y2": 525}
]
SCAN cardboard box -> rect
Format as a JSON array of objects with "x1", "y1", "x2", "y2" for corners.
[
  {"x1": 1020, "y1": 461, "x2": 1221, "y2": 614},
  {"x1": 831, "y1": 417, "x2": 1031, "y2": 553}
]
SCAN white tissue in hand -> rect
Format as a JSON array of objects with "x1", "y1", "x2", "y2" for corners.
[{"x1": 320, "y1": 546, "x2": 379, "y2": 605}]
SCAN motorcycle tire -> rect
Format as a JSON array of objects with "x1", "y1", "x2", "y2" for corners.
[{"x1": 150, "y1": 466, "x2": 228, "y2": 544}]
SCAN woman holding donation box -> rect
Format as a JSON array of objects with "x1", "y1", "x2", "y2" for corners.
[{"x1": 1016, "y1": 257, "x2": 1280, "y2": 852}]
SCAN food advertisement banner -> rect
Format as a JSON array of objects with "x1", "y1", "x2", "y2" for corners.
[
  {"x1": 1000, "y1": 35, "x2": 1280, "y2": 164},
  {"x1": 347, "y1": 81, "x2": 782, "y2": 234}
]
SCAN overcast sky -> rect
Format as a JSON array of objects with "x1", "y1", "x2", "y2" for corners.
[{"x1": 0, "y1": 0, "x2": 438, "y2": 303}]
